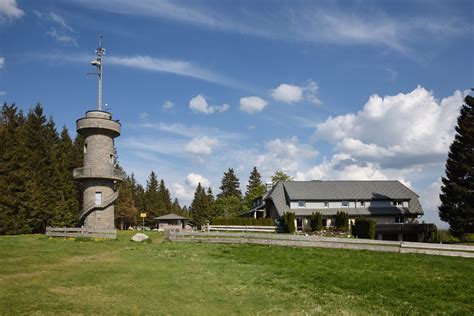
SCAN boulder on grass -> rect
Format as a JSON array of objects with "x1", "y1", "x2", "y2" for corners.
[{"x1": 131, "y1": 233, "x2": 150, "y2": 242}]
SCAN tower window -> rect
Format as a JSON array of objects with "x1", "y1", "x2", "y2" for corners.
[
  {"x1": 110, "y1": 154, "x2": 113, "y2": 164},
  {"x1": 95, "y1": 192, "x2": 102, "y2": 206},
  {"x1": 84, "y1": 143, "x2": 87, "y2": 153}
]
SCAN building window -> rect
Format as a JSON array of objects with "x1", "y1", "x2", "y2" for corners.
[
  {"x1": 84, "y1": 143, "x2": 87, "y2": 153},
  {"x1": 360, "y1": 201, "x2": 365, "y2": 207},
  {"x1": 342, "y1": 201, "x2": 349, "y2": 207},
  {"x1": 324, "y1": 201, "x2": 329, "y2": 208},
  {"x1": 395, "y1": 216, "x2": 403, "y2": 224},
  {"x1": 95, "y1": 192, "x2": 102, "y2": 206},
  {"x1": 393, "y1": 201, "x2": 402, "y2": 206},
  {"x1": 298, "y1": 201, "x2": 306, "y2": 208},
  {"x1": 110, "y1": 154, "x2": 113, "y2": 164}
]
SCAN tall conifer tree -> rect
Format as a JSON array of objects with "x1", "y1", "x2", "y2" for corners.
[
  {"x1": 439, "y1": 95, "x2": 474, "y2": 238},
  {"x1": 144, "y1": 171, "x2": 160, "y2": 224},
  {"x1": 190, "y1": 183, "x2": 210, "y2": 229},
  {"x1": 218, "y1": 168, "x2": 242, "y2": 199},
  {"x1": 244, "y1": 166, "x2": 266, "y2": 210}
]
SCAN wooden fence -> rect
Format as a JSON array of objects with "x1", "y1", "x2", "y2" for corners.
[
  {"x1": 165, "y1": 231, "x2": 474, "y2": 258},
  {"x1": 46, "y1": 227, "x2": 117, "y2": 239},
  {"x1": 204, "y1": 224, "x2": 276, "y2": 233}
]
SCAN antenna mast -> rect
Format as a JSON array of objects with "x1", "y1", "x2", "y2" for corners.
[{"x1": 90, "y1": 34, "x2": 106, "y2": 111}]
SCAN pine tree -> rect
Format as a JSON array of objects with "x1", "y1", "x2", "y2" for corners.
[
  {"x1": 0, "y1": 104, "x2": 30, "y2": 234},
  {"x1": 172, "y1": 198, "x2": 182, "y2": 215},
  {"x1": 144, "y1": 171, "x2": 160, "y2": 225},
  {"x1": 49, "y1": 126, "x2": 79, "y2": 227},
  {"x1": 73, "y1": 134, "x2": 85, "y2": 214},
  {"x1": 157, "y1": 179, "x2": 172, "y2": 216},
  {"x1": 439, "y1": 95, "x2": 474, "y2": 238},
  {"x1": 218, "y1": 168, "x2": 242, "y2": 199},
  {"x1": 190, "y1": 183, "x2": 210, "y2": 229},
  {"x1": 116, "y1": 175, "x2": 138, "y2": 230},
  {"x1": 212, "y1": 196, "x2": 243, "y2": 219},
  {"x1": 182, "y1": 205, "x2": 188, "y2": 215},
  {"x1": 206, "y1": 187, "x2": 215, "y2": 208},
  {"x1": 129, "y1": 173, "x2": 145, "y2": 213},
  {"x1": 23, "y1": 104, "x2": 61, "y2": 232},
  {"x1": 244, "y1": 166, "x2": 266, "y2": 210}
]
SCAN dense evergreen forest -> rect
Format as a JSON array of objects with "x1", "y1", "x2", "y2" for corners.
[{"x1": 0, "y1": 103, "x2": 272, "y2": 234}]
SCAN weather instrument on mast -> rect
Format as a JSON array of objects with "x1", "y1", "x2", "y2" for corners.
[{"x1": 88, "y1": 34, "x2": 106, "y2": 111}]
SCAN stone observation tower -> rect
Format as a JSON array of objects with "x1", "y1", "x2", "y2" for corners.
[{"x1": 73, "y1": 35, "x2": 123, "y2": 230}]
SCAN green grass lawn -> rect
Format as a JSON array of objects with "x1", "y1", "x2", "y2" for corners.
[{"x1": 1, "y1": 231, "x2": 473, "y2": 315}]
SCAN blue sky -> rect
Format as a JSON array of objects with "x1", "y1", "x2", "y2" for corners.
[{"x1": 1, "y1": 0, "x2": 473, "y2": 227}]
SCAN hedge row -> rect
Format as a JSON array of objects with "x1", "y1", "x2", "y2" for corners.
[
  {"x1": 352, "y1": 217, "x2": 376, "y2": 239},
  {"x1": 211, "y1": 217, "x2": 275, "y2": 226}
]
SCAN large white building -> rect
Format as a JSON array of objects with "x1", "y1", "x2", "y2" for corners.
[{"x1": 244, "y1": 180, "x2": 424, "y2": 234}]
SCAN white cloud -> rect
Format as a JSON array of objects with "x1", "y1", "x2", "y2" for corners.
[
  {"x1": 189, "y1": 94, "x2": 229, "y2": 114},
  {"x1": 255, "y1": 137, "x2": 318, "y2": 176},
  {"x1": 135, "y1": 121, "x2": 239, "y2": 141},
  {"x1": 240, "y1": 96, "x2": 268, "y2": 113},
  {"x1": 0, "y1": 0, "x2": 24, "y2": 20},
  {"x1": 271, "y1": 80, "x2": 321, "y2": 105},
  {"x1": 314, "y1": 86, "x2": 465, "y2": 169},
  {"x1": 36, "y1": 52, "x2": 241, "y2": 88},
  {"x1": 47, "y1": 12, "x2": 74, "y2": 32},
  {"x1": 173, "y1": 183, "x2": 194, "y2": 204},
  {"x1": 0, "y1": 90, "x2": 7, "y2": 96},
  {"x1": 138, "y1": 112, "x2": 149, "y2": 120},
  {"x1": 68, "y1": 1, "x2": 469, "y2": 52},
  {"x1": 304, "y1": 79, "x2": 321, "y2": 105},
  {"x1": 108, "y1": 56, "x2": 242, "y2": 88},
  {"x1": 420, "y1": 179, "x2": 444, "y2": 225},
  {"x1": 47, "y1": 27, "x2": 78, "y2": 46},
  {"x1": 34, "y1": 11, "x2": 77, "y2": 46},
  {"x1": 295, "y1": 154, "x2": 390, "y2": 181},
  {"x1": 0, "y1": 57, "x2": 4, "y2": 69},
  {"x1": 162, "y1": 100, "x2": 174, "y2": 110},
  {"x1": 184, "y1": 136, "x2": 218, "y2": 156},
  {"x1": 189, "y1": 94, "x2": 211, "y2": 114},
  {"x1": 185, "y1": 173, "x2": 210, "y2": 188},
  {"x1": 271, "y1": 84, "x2": 303, "y2": 104}
]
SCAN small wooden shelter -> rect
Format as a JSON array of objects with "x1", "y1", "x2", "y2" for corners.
[{"x1": 155, "y1": 213, "x2": 189, "y2": 230}]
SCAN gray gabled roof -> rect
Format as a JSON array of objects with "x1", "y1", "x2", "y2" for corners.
[
  {"x1": 266, "y1": 181, "x2": 423, "y2": 217},
  {"x1": 154, "y1": 213, "x2": 188, "y2": 220}
]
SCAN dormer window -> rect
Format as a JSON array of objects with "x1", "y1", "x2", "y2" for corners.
[
  {"x1": 324, "y1": 201, "x2": 329, "y2": 208},
  {"x1": 298, "y1": 201, "x2": 306, "y2": 208},
  {"x1": 360, "y1": 201, "x2": 365, "y2": 207},
  {"x1": 342, "y1": 201, "x2": 349, "y2": 207},
  {"x1": 393, "y1": 201, "x2": 403, "y2": 206}
]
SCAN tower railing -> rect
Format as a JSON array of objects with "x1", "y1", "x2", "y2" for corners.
[{"x1": 73, "y1": 167, "x2": 125, "y2": 181}]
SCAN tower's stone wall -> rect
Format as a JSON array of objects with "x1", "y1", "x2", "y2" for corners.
[{"x1": 74, "y1": 110, "x2": 122, "y2": 231}]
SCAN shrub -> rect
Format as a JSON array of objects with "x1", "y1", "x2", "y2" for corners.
[
  {"x1": 352, "y1": 218, "x2": 375, "y2": 239},
  {"x1": 335, "y1": 211, "x2": 349, "y2": 231},
  {"x1": 310, "y1": 212, "x2": 323, "y2": 232},
  {"x1": 282, "y1": 212, "x2": 296, "y2": 234}
]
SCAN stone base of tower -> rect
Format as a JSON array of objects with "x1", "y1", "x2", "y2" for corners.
[{"x1": 83, "y1": 205, "x2": 115, "y2": 230}]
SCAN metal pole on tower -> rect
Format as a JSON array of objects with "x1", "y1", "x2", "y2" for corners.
[
  {"x1": 97, "y1": 34, "x2": 103, "y2": 111},
  {"x1": 89, "y1": 34, "x2": 106, "y2": 111}
]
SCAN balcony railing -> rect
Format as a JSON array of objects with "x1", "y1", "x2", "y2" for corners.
[{"x1": 73, "y1": 167, "x2": 125, "y2": 181}]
